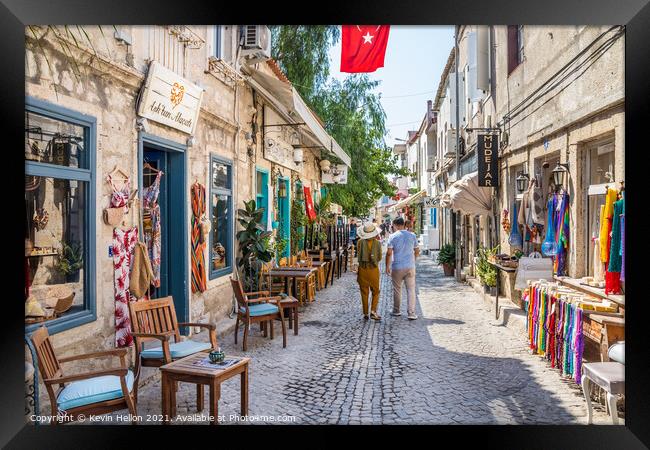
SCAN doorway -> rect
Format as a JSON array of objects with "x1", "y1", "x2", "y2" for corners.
[
  {"x1": 276, "y1": 176, "x2": 290, "y2": 259},
  {"x1": 138, "y1": 133, "x2": 189, "y2": 326}
]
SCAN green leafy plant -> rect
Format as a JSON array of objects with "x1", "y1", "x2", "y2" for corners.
[
  {"x1": 290, "y1": 197, "x2": 306, "y2": 254},
  {"x1": 437, "y1": 243, "x2": 456, "y2": 266},
  {"x1": 236, "y1": 200, "x2": 274, "y2": 291},
  {"x1": 56, "y1": 241, "x2": 83, "y2": 276},
  {"x1": 476, "y1": 245, "x2": 499, "y2": 288}
]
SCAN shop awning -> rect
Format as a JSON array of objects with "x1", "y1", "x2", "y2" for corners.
[
  {"x1": 245, "y1": 67, "x2": 351, "y2": 167},
  {"x1": 439, "y1": 171, "x2": 493, "y2": 216},
  {"x1": 388, "y1": 189, "x2": 427, "y2": 212}
]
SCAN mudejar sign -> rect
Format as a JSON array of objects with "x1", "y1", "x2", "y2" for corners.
[{"x1": 477, "y1": 134, "x2": 499, "y2": 187}]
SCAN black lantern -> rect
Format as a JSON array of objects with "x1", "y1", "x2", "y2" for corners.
[
  {"x1": 278, "y1": 180, "x2": 287, "y2": 198},
  {"x1": 551, "y1": 163, "x2": 569, "y2": 191},
  {"x1": 516, "y1": 172, "x2": 530, "y2": 193}
]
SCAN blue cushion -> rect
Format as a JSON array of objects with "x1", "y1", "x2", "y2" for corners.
[
  {"x1": 57, "y1": 370, "x2": 134, "y2": 411},
  {"x1": 240, "y1": 303, "x2": 279, "y2": 317},
  {"x1": 140, "y1": 339, "x2": 212, "y2": 359}
]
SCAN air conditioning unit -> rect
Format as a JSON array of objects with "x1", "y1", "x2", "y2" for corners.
[
  {"x1": 444, "y1": 130, "x2": 457, "y2": 158},
  {"x1": 240, "y1": 25, "x2": 271, "y2": 63}
]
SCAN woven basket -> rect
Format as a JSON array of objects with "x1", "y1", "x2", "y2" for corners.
[{"x1": 54, "y1": 292, "x2": 75, "y2": 314}]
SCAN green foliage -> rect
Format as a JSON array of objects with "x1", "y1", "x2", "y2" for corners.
[
  {"x1": 56, "y1": 241, "x2": 83, "y2": 276},
  {"x1": 270, "y1": 26, "x2": 340, "y2": 100},
  {"x1": 236, "y1": 200, "x2": 274, "y2": 291},
  {"x1": 437, "y1": 243, "x2": 456, "y2": 266},
  {"x1": 290, "y1": 197, "x2": 306, "y2": 254},
  {"x1": 476, "y1": 245, "x2": 500, "y2": 288},
  {"x1": 271, "y1": 28, "x2": 409, "y2": 217}
]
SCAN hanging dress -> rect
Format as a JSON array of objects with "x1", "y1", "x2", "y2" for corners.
[
  {"x1": 191, "y1": 182, "x2": 207, "y2": 293},
  {"x1": 113, "y1": 226, "x2": 139, "y2": 347},
  {"x1": 600, "y1": 188, "x2": 618, "y2": 263},
  {"x1": 107, "y1": 174, "x2": 131, "y2": 211},
  {"x1": 620, "y1": 214, "x2": 625, "y2": 282},
  {"x1": 605, "y1": 195, "x2": 624, "y2": 295},
  {"x1": 143, "y1": 171, "x2": 162, "y2": 288}
]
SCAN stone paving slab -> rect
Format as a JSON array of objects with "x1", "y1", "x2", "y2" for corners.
[{"x1": 101, "y1": 255, "x2": 614, "y2": 425}]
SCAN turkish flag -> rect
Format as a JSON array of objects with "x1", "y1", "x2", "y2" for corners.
[
  {"x1": 340, "y1": 25, "x2": 390, "y2": 73},
  {"x1": 304, "y1": 187, "x2": 317, "y2": 221}
]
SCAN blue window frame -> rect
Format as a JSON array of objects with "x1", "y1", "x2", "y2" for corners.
[
  {"x1": 255, "y1": 167, "x2": 269, "y2": 230},
  {"x1": 25, "y1": 97, "x2": 97, "y2": 335},
  {"x1": 209, "y1": 154, "x2": 233, "y2": 279}
]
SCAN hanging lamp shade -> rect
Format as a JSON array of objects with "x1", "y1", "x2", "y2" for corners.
[
  {"x1": 551, "y1": 163, "x2": 568, "y2": 190},
  {"x1": 319, "y1": 159, "x2": 331, "y2": 172},
  {"x1": 516, "y1": 173, "x2": 530, "y2": 193}
]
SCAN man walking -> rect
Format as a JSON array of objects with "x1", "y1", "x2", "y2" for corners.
[{"x1": 385, "y1": 217, "x2": 420, "y2": 320}]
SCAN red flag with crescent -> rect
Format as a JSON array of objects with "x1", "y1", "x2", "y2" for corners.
[
  {"x1": 304, "y1": 187, "x2": 317, "y2": 222},
  {"x1": 340, "y1": 25, "x2": 390, "y2": 73}
]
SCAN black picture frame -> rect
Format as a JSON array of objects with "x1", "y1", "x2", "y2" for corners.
[{"x1": 3, "y1": 0, "x2": 647, "y2": 447}]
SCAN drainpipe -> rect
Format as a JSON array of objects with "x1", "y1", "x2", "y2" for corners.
[{"x1": 454, "y1": 25, "x2": 462, "y2": 282}]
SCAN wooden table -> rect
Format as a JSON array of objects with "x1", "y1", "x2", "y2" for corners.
[
  {"x1": 160, "y1": 352, "x2": 250, "y2": 425},
  {"x1": 268, "y1": 268, "x2": 318, "y2": 301},
  {"x1": 488, "y1": 261, "x2": 517, "y2": 320}
]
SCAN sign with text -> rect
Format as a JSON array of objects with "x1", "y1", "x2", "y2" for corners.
[
  {"x1": 137, "y1": 61, "x2": 203, "y2": 135},
  {"x1": 422, "y1": 196, "x2": 439, "y2": 208},
  {"x1": 321, "y1": 164, "x2": 348, "y2": 184},
  {"x1": 477, "y1": 134, "x2": 499, "y2": 187}
]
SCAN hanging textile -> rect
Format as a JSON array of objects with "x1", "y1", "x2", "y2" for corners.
[
  {"x1": 304, "y1": 186, "x2": 317, "y2": 221},
  {"x1": 191, "y1": 183, "x2": 207, "y2": 293},
  {"x1": 608, "y1": 196, "x2": 624, "y2": 273},
  {"x1": 600, "y1": 188, "x2": 618, "y2": 263},
  {"x1": 525, "y1": 281, "x2": 585, "y2": 384},
  {"x1": 508, "y1": 202, "x2": 523, "y2": 249},
  {"x1": 542, "y1": 197, "x2": 558, "y2": 256},
  {"x1": 113, "y1": 226, "x2": 139, "y2": 348},
  {"x1": 554, "y1": 193, "x2": 570, "y2": 276},
  {"x1": 620, "y1": 214, "x2": 625, "y2": 282},
  {"x1": 143, "y1": 171, "x2": 162, "y2": 287}
]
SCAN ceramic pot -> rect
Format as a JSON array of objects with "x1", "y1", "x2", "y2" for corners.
[
  {"x1": 442, "y1": 263, "x2": 455, "y2": 276},
  {"x1": 209, "y1": 349, "x2": 225, "y2": 363}
]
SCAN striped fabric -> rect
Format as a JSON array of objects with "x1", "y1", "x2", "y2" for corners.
[{"x1": 191, "y1": 183, "x2": 207, "y2": 293}]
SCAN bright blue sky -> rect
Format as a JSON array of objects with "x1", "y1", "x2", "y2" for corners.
[{"x1": 327, "y1": 25, "x2": 454, "y2": 147}]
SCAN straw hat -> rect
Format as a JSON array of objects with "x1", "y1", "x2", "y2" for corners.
[{"x1": 357, "y1": 223, "x2": 380, "y2": 239}]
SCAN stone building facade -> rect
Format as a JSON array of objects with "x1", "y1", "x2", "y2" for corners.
[{"x1": 24, "y1": 25, "x2": 345, "y2": 411}]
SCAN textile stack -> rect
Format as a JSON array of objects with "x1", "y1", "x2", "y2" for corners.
[{"x1": 523, "y1": 280, "x2": 618, "y2": 384}]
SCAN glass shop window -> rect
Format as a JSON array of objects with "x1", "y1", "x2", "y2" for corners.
[
  {"x1": 209, "y1": 156, "x2": 233, "y2": 279},
  {"x1": 25, "y1": 106, "x2": 94, "y2": 333},
  {"x1": 586, "y1": 139, "x2": 615, "y2": 277}
]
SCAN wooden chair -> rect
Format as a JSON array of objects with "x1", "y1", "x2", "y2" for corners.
[
  {"x1": 128, "y1": 297, "x2": 217, "y2": 404},
  {"x1": 260, "y1": 261, "x2": 288, "y2": 295},
  {"x1": 231, "y1": 277, "x2": 287, "y2": 351},
  {"x1": 29, "y1": 326, "x2": 137, "y2": 424}
]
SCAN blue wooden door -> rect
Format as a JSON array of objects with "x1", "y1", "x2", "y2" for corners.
[{"x1": 277, "y1": 177, "x2": 291, "y2": 258}]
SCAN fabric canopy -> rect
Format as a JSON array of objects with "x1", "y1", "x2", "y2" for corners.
[
  {"x1": 245, "y1": 67, "x2": 351, "y2": 167},
  {"x1": 388, "y1": 189, "x2": 427, "y2": 212},
  {"x1": 439, "y1": 172, "x2": 493, "y2": 216}
]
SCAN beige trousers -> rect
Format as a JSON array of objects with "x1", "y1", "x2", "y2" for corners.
[{"x1": 391, "y1": 267, "x2": 416, "y2": 315}]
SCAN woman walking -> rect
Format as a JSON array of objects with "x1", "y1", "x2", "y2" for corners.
[{"x1": 356, "y1": 223, "x2": 383, "y2": 321}]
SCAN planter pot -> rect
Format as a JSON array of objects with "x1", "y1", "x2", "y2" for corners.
[
  {"x1": 65, "y1": 271, "x2": 80, "y2": 283},
  {"x1": 442, "y1": 263, "x2": 455, "y2": 276},
  {"x1": 484, "y1": 285, "x2": 497, "y2": 296}
]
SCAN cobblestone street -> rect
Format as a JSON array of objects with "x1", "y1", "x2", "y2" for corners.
[{"x1": 130, "y1": 255, "x2": 611, "y2": 425}]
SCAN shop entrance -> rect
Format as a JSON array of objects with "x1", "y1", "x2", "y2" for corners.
[
  {"x1": 138, "y1": 133, "x2": 189, "y2": 326},
  {"x1": 277, "y1": 176, "x2": 291, "y2": 259}
]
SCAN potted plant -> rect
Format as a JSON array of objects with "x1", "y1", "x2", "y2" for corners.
[
  {"x1": 236, "y1": 200, "x2": 274, "y2": 292},
  {"x1": 437, "y1": 243, "x2": 456, "y2": 276},
  {"x1": 56, "y1": 241, "x2": 83, "y2": 282},
  {"x1": 476, "y1": 245, "x2": 499, "y2": 295}
]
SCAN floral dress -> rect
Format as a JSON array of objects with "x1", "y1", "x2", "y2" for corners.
[
  {"x1": 113, "y1": 226, "x2": 138, "y2": 347},
  {"x1": 143, "y1": 171, "x2": 162, "y2": 288}
]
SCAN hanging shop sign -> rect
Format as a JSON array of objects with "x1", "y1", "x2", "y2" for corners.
[
  {"x1": 477, "y1": 133, "x2": 499, "y2": 187},
  {"x1": 263, "y1": 106, "x2": 304, "y2": 171},
  {"x1": 422, "y1": 196, "x2": 439, "y2": 208},
  {"x1": 137, "y1": 61, "x2": 204, "y2": 135},
  {"x1": 322, "y1": 164, "x2": 348, "y2": 184}
]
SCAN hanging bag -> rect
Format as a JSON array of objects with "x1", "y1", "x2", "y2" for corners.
[
  {"x1": 103, "y1": 206, "x2": 126, "y2": 226},
  {"x1": 508, "y1": 202, "x2": 523, "y2": 249},
  {"x1": 515, "y1": 251, "x2": 554, "y2": 289},
  {"x1": 541, "y1": 197, "x2": 558, "y2": 256}
]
